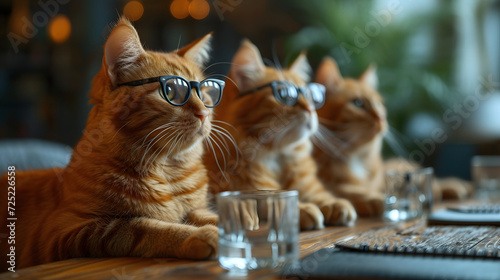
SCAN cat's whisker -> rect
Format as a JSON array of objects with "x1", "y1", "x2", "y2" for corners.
[
  {"x1": 129, "y1": 123, "x2": 176, "y2": 157},
  {"x1": 164, "y1": 132, "x2": 183, "y2": 158},
  {"x1": 172, "y1": 133, "x2": 187, "y2": 155},
  {"x1": 271, "y1": 120, "x2": 294, "y2": 149},
  {"x1": 246, "y1": 122, "x2": 272, "y2": 132},
  {"x1": 387, "y1": 125, "x2": 412, "y2": 143},
  {"x1": 212, "y1": 124, "x2": 240, "y2": 167},
  {"x1": 209, "y1": 134, "x2": 228, "y2": 170},
  {"x1": 212, "y1": 125, "x2": 240, "y2": 154},
  {"x1": 313, "y1": 125, "x2": 348, "y2": 160},
  {"x1": 140, "y1": 127, "x2": 177, "y2": 169},
  {"x1": 205, "y1": 136, "x2": 229, "y2": 182},
  {"x1": 142, "y1": 123, "x2": 176, "y2": 147},
  {"x1": 384, "y1": 127, "x2": 409, "y2": 158},
  {"x1": 313, "y1": 133, "x2": 346, "y2": 161},
  {"x1": 112, "y1": 120, "x2": 132, "y2": 140},
  {"x1": 318, "y1": 125, "x2": 346, "y2": 147},
  {"x1": 203, "y1": 62, "x2": 234, "y2": 72},
  {"x1": 147, "y1": 131, "x2": 184, "y2": 169},
  {"x1": 246, "y1": 139, "x2": 262, "y2": 162},
  {"x1": 146, "y1": 130, "x2": 182, "y2": 169},
  {"x1": 206, "y1": 73, "x2": 240, "y2": 90},
  {"x1": 342, "y1": 131, "x2": 365, "y2": 152},
  {"x1": 318, "y1": 118, "x2": 351, "y2": 131},
  {"x1": 210, "y1": 129, "x2": 231, "y2": 157},
  {"x1": 176, "y1": 34, "x2": 182, "y2": 52},
  {"x1": 212, "y1": 119, "x2": 238, "y2": 132},
  {"x1": 141, "y1": 126, "x2": 176, "y2": 162}
]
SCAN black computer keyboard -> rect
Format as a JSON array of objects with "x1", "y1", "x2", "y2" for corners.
[
  {"x1": 282, "y1": 248, "x2": 500, "y2": 280},
  {"x1": 448, "y1": 203, "x2": 500, "y2": 214}
]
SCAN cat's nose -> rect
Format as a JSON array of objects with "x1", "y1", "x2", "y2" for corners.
[
  {"x1": 195, "y1": 109, "x2": 209, "y2": 123},
  {"x1": 373, "y1": 108, "x2": 386, "y2": 121},
  {"x1": 297, "y1": 97, "x2": 315, "y2": 114}
]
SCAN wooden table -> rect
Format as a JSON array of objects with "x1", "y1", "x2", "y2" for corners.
[
  {"x1": 2, "y1": 201, "x2": 497, "y2": 280},
  {"x1": 0, "y1": 217, "x2": 388, "y2": 280}
]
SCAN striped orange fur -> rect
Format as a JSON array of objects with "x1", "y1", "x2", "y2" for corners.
[
  {"x1": 313, "y1": 57, "x2": 472, "y2": 217},
  {"x1": 205, "y1": 40, "x2": 356, "y2": 230},
  {"x1": 1, "y1": 17, "x2": 218, "y2": 270}
]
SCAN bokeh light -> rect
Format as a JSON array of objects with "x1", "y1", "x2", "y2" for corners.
[
  {"x1": 170, "y1": 0, "x2": 190, "y2": 19},
  {"x1": 123, "y1": 1, "x2": 144, "y2": 22},
  {"x1": 189, "y1": 0, "x2": 210, "y2": 20},
  {"x1": 48, "y1": 15, "x2": 71, "y2": 44}
]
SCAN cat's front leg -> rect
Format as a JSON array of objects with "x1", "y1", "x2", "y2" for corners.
[
  {"x1": 60, "y1": 217, "x2": 218, "y2": 260},
  {"x1": 289, "y1": 173, "x2": 357, "y2": 226},
  {"x1": 298, "y1": 202, "x2": 325, "y2": 230},
  {"x1": 186, "y1": 208, "x2": 219, "y2": 226},
  {"x1": 334, "y1": 187, "x2": 385, "y2": 217},
  {"x1": 318, "y1": 198, "x2": 357, "y2": 226},
  {"x1": 434, "y1": 177, "x2": 473, "y2": 200}
]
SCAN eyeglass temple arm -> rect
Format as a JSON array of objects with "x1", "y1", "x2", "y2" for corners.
[
  {"x1": 239, "y1": 82, "x2": 274, "y2": 97},
  {"x1": 118, "y1": 77, "x2": 161, "y2": 87}
]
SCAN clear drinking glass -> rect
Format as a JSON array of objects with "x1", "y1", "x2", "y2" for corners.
[
  {"x1": 384, "y1": 167, "x2": 434, "y2": 222},
  {"x1": 472, "y1": 156, "x2": 500, "y2": 202},
  {"x1": 217, "y1": 190, "x2": 299, "y2": 271}
]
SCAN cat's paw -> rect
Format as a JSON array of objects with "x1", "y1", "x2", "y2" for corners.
[
  {"x1": 299, "y1": 202, "x2": 324, "y2": 230},
  {"x1": 320, "y1": 199, "x2": 357, "y2": 226},
  {"x1": 438, "y1": 178, "x2": 473, "y2": 200},
  {"x1": 186, "y1": 208, "x2": 219, "y2": 226},
  {"x1": 180, "y1": 225, "x2": 218, "y2": 260},
  {"x1": 205, "y1": 215, "x2": 219, "y2": 226},
  {"x1": 352, "y1": 194, "x2": 385, "y2": 217}
]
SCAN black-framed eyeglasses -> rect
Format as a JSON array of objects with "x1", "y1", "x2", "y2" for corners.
[
  {"x1": 239, "y1": 81, "x2": 326, "y2": 109},
  {"x1": 118, "y1": 75, "x2": 225, "y2": 108}
]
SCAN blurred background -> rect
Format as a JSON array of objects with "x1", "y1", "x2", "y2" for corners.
[{"x1": 1, "y1": 0, "x2": 499, "y2": 179}]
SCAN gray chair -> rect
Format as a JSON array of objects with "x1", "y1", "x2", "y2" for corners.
[{"x1": 0, "y1": 139, "x2": 72, "y2": 174}]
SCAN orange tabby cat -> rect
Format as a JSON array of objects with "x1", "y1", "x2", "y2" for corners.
[
  {"x1": 206, "y1": 41, "x2": 356, "y2": 230},
  {"x1": 1, "y1": 18, "x2": 221, "y2": 270},
  {"x1": 313, "y1": 57, "x2": 472, "y2": 216}
]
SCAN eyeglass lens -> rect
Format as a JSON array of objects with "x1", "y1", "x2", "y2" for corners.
[
  {"x1": 273, "y1": 82, "x2": 325, "y2": 109},
  {"x1": 162, "y1": 77, "x2": 222, "y2": 107},
  {"x1": 164, "y1": 77, "x2": 189, "y2": 105},
  {"x1": 200, "y1": 80, "x2": 222, "y2": 107}
]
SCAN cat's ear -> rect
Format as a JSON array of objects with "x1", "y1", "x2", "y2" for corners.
[
  {"x1": 315, "y1": 57, "x2": 343, "y2": 91},
  {"x1": 104, "y1": 17, "x2": 146, "y2": 86},
  {"x1": 230, "y1": 39, "x2": 266, "y2": 92},
  {"x1": 177, "y1": 33, "x2": 212, "y2": 66},
  {"x1": 360, "y1": 64, "x2": 378, "y2": 89},
  {"x1": 289, "y1": 51, "x2": 311, "y2": 83}
]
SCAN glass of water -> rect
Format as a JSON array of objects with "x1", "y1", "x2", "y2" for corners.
[
  {"x1": 217, "y1": 190, "x2": 299, "y2": 271},
  {"x1": 472, "y1": 156, "x2": 500, "y2": 202},
  {"x1": 384, "y1": 168, "x2": 434, "y2": 222}
]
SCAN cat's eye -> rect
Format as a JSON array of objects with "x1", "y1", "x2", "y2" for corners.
[
  {"x1": 275, "y1": 82, "x2": 299, "y2": 106},
  {"x1": 352, "y1": 98, "x2": 364, "y2": 108},
  {"x1": 165, "y1": 78, "x2": 190, "y2": 104},
  {"x1": 200, "y1": 80, "x2": 223, "y2": 107},
  {"x1": 118, "y1": 75, "x2": 225, "y2": 108}
]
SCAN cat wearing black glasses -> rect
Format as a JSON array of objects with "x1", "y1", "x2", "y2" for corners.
[
  {"x1": 0, "y1": 17, "x2": 222, "y2": 270},
  {"x1": 205, "y1": 40, "x2": 357, "y2": 230}
]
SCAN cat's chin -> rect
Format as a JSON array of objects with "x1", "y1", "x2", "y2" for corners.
[
  {"x1": 170, "y1": 137, "x2": 205, "y2": 160},
  {"x1": 278, "y1": 123, "x2": 315, "y2": 149},
  {"x1": 276, "y1": 113, "x2": 317, "y2": 149},
  {"x1": 184, "y1": 120, "x2": 211, "y2": 137}
]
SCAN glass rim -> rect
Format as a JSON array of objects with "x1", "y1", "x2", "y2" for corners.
[
  {"x1": 386, "y1": 167, "x2": 434, "y2": 177},
  {"x1": 471, "y1": 155, "x2": 500, "y2": 167},
  {"x1": 216, "y1": 190, "x2": 298, "y2": 200}
]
